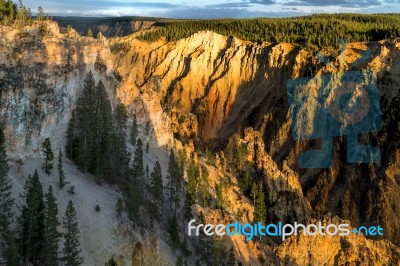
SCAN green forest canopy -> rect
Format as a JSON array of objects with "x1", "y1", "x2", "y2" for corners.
[{"x1": 137, "y1": 13, "x2": 400, "y2": 47}]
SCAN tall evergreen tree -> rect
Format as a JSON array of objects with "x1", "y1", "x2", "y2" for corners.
[
  {"x1": 254, "y1": 182, "x2": 266, "y2": 225},
  {"x1": 58, "y1": 150, "x2": 67, "y2": 189},
  {"x1": 75, "y1": 72, "x2": 96, "y2": 174},
  {"x1": 62, "y1": 201, "x2": 83, "y2": 266},
  {"x1": 87, "y1": 28, "x2": 93, "y2": 37},
  {"x1": 166, "y1": 150, "x2": 182, "y2": 212},
  {"x1": 37, "y1": 6, "x2": 44, "y2": 20},
  {"x1": 116, "y1": 198, "x2": 123, "y2": 218},
  {"x1": 43, "y1": 186, "x2": 60, "y2": 266},
  {"x1": 186, "y1": 159, "x2": 198, "y2": 199},
  {"x1": 92, "y1": 81, "x2": 113, "y2": 180},
  {"x1": 132, "y1": 139, "x2": 144, "y2": 191},
  {"x1": 104, "y1": 256, "x2": 117, "y2": 266},
  {"x1": 198, "y1": 168, "x2": 211, "y2": 208},
  {"x1": 127, "y1": 175, "x2": 141, "y2": 223},
  {"x1": 227, "y1": 246, "x2": 236, "y2": 266},
  {"x1": 65, "y1": 111, "x2": 76, "y2": 160},
  {"x1": 183, "y1": 191, "x2": 194, "y2": 220},
  {"x1": 110, "y1": 103, "x2": 129, "y2": 183},
  {"x1": 211, "y1": 236, "x2": 227, "y2": 266},
  {"x1": 0, "y1": 0, "x2": 17, "y2": 22},
  {"x1": 149, "y1": 161, "x2": 163, "y2": 221},
  {"x1": 127, "y1": 139, "x2": 144, "y2": 223},
  {"x1": 176, "y1": 256, "x2": 183, "y2": 266},
  {"x1": 19, "y1": 170, "x2": 45, "y2": 265},
  {"x1": 114, "y1": 103, "x2": 127, "y2": 136},
  {"x1": 67, "y1": 72, "x2": 130, "y2": 184},
  {"x1": 42, "y1": 138, "x2": 54, "y2": 175},
  {"x1": 130, "y1": 113, "x2": 138, "y2": 146},
  {"x1": 169, "y1": 215, "x2": 180, "y2": 249},
  {"x1": 0, "y1": 127, "x2": 18, "y2": 265},
  {"x1": 250, "y1": 182, "x2": 258, "y2": 207}
]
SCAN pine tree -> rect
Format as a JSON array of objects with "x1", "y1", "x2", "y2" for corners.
[
  {"x1": 127, "y1": 139, "x2": 144, "y2": 223},
  {"x1": 211, "y1": 236, "x2": 227, "y2": 265},
  {"x1": 182, "y1": 238, "x2": 191, "y2": 257},
  {"x1": 198, "y1": 168, "x2": 211, "y2": 208},
  {"x1": 69, "y1": 72, "x2": 126, "y2": 184},
  {"x1": 92, "y1": 81, "x2": 113, "y2": 180},
  {"x1": 169, "y1": 215, "x2": 180, "y2": 249},
  {"x1": 254, "y1": 182, "x2": 266, "y2": 225},
  {"x1": 0, "y1": 127, "x2": 18, "y2": 265},
  {"x1": 42, "y1": 138, "x2": 54, "y2": 175},
  {"x1": 116, "y1": 198, "x2": 123, "y2": 218},
  {"x1": 37, "y1": 6, "x2": 44, "y2": 21},
  {"x1": 66, "y1": 111, "x2": 75, "y2": 160},
  {"x1": 127, "y1": 176, "x2": 140, "y2": 223},
  {"x1": 132, "y1": 139, "x2": 144, "y2": 191},
  {"x1": 186, "y1": 159, "x2": 198, "y2": 199},
  {"x1": 145, "y1": 164, "x2": 149, "y2": 182},
  {"x1": 227, "y1": 247, "x2": 236, "y2": 266},
  {"x1": 58, "y1": 150, "x2": 67, "y2": 189},
  {"x1": 149, "y1": 161, "x2": 163, "y2": 221},
  {"x1": 130, "y1": 114, "x2": 138, "y2": 146},
  {"x1": 183, "y1": 159, "x2": 200, "y2": 220},
  {"x1": 250, "y1": 182, "x2": 258, "y2": 207},
  {"x1": 176, "y1": 256, "x2": 184, "y2": 266},
  {"x1": 166, "y1": 150, "x2": 182, "y2": 212},
  {"x1": 87, "y1": 28, "x2": 93, "y2": 37},
  {"x1": 110, "y1": 103, "x2": 129, "y2": 183},
  {"x1": 19, "y1": 170, "x2": 45, "y2": 265},
  {"x1": 75, "y1": 72, "x2": 96, "y2": 174},
  {"x1": 114, "y1": 103, "x2": 127, "y2": 136},
  {"x1": 62, "y1": 201, "x2": 83, "y2": 266},
  {"x1": 105, "y1": 256, "x2": 117, "y2": 266},
  {"x1": 43, "y1": 186, "x2": 60, "y2": 266},
  {"x1": 183, "y1": 191, "x2": 194, "y2": 220}
]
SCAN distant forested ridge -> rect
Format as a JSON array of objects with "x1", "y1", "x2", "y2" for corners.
[{"x1": 138, "y1": 14, "x2": 400, "y2": 47}]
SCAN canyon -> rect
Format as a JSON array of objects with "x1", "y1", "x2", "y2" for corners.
[{"x1": 0, "y1": 19, "x2": 399, "y2": 265}]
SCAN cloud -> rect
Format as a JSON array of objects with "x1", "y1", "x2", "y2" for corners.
[
  {"x1": 285, "y1": 0, "x2": 383, "y2": 7},
  {"x1": 26, "y1": 0, "x2": 399, "y2": 17},
  {"x1": 205, "y1": 2, "x2": 253, "y2": 8},
  {"x1": 248, "y1": 0, "x2": 276, "y2": 4},
  {"x1": 83, "y1": 0, "x2": 179, "y2": 8},
  {"x1": 161, "y1": 6, "x2": 307, "y2": 18}
]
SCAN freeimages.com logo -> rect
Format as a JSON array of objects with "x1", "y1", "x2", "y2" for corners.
[
  {"x1": 188, "y1": 219, "x2": 384, "y2": 241},
  {"x1": 286, "y1": 40, "x2": 382, "y2": 168}
]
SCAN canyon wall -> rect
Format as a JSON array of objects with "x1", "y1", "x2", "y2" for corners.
[{"x1": 1, "y1": 20, "x2": 400, "y2": 265}]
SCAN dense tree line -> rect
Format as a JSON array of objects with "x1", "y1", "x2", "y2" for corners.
[
  {"x1": 0, "y1": 0, "x2": 16, "y2": 22},
  {"x1": 18, "y1": 170, "x2": 83, "y2": 266},
  {"x1": 0, "y1": 127, "x2": 18, "y2": 265},
  {"x1": 0, "y1": 127, "x2": 83, "y2": 265},
  {"x1": 66, "y1": 72, "x2": 130, "y2": 184},
  {"x1": 138, "y1": 14, "x2": 400, "y2": 47},
  {"x1": 0, "y1": 0, "x2": 50, "y2": 25}
]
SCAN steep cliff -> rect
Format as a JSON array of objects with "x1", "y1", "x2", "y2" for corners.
[
  {"x1": 0, "y1": 21, "x2": 175, "y2": 265},
  {"x1": 53, "y1": 16, "x2": 155, "y2": 37},
  {"x1": 1, "y1": 19, "x2": 400, "y2": 265},
  {"x1": 112, "y1": 30, "x2": 400, "y2": 263}
]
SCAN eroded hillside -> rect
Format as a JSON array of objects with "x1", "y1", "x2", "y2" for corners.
[{"x1": 1, "y1": 19, "x2": 400, "y2": 265}]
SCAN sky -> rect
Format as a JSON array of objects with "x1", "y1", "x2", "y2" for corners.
[{"x1": 24, "y1": 0, "x2": 400, "y2": 18}]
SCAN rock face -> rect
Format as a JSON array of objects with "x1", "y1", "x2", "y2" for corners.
[
  {"x1": 95, "y1": 20, "x2": 154, "y2": 37},
  {"x1": 113, "y1": 30, "x2": 400, "y2": 263},
  {"x1": 1, "y1": 20, "x2": 400, "y2": 265},
  {"x1": 53, "y1": 17, "x2": 154, "y2": 37},
  {"x1": 274, "y1": 218, "x2": 400, "y2": 266},
  {"x1": 0, "y1": 21, "x2": 118, "y2": 157}
]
